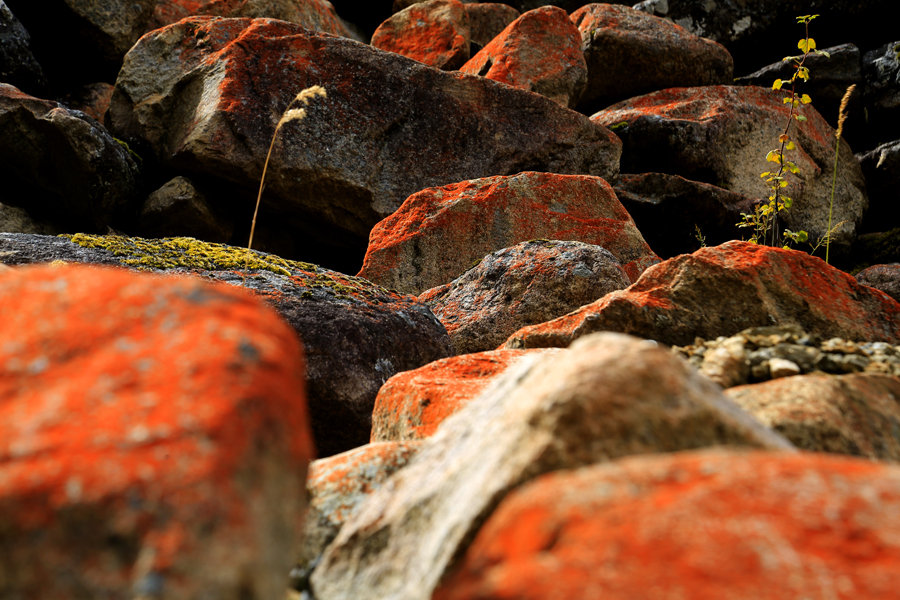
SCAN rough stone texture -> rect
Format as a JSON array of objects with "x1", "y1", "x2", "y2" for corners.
[
  {"x1": 59, "y1": 82, "x2": 115, "y2": 123},
  {"x1": 856, "y1": 263, "x2": 900, "y2": 303},
  {"x1": 464, "y1": 3, "x2": 519, "y2": 47},
  {"x1": 310, "y1": 333, "x2": 792, "y2": 600},
  {"x1": 0, "y1": 232, "x2": 452, "y2": 457},
  {"x1": 358, "y1": 172, "x2": 656, "y2": 296},
  {"x1": 614, "y1": 172, "x2": 757, "y2": 258},
  {"x1": 726, "y1": 373, "x2": 900, "y2": 462},
  {"x1": 420, "y1": 240, "x2": 630, "y2": 354},
  {"x1": 592, "y1": 85, "x2": 868, "y2": 250},
  {"x1": 862, "y1": 41, "x2": 900, "y2": 147},
  {"x1": 505, "y1": 241, "x2": 900, "y2": 349},
  {"x1": 109, "y1": 17, "x2": 621, "y2": 254},
  {"x1": 858, "y1": 139, "x2": 900, "y2": 232},
  {"x1": 0, "y1": 83, "x2": 141, "y2": 232},
  {"x1": 571, "y1": 3, "x2": 733, "y2": 112},
  {"x1": 435, "y1": 450, "x2": 900, "y2": 600},
  {"x1": 0, "y1": 1, "x2": 46, "y2": 93},
  {"x1": 299, "y1": 441, "x2": 422, "y2": 571},
  {"x1": 372, "y1": 0, "x2": 471, "y2": 70},
  {"x1": 0, "y1": 202, "x2": 59, "y2": 235},
  {"x1": 460, "y1": 6, "x2": 586, "y2": 107},
  {"x1": 138, "y1": 176, "x2": 234, "y2": 242},
  {"x1": 0, "y1": 263, "x2": 312, "y2": 599},
  {"x1": 370, "y1": 348, "x2": 558, "y2": 442}
]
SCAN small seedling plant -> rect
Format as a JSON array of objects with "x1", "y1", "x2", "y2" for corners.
[{"x1": 738, "y1": 14, "x2": 830, "y2": 249}]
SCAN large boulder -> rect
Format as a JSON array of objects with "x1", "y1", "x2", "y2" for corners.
[
  {"x1": 435, "y1": 450, "x2": 900, "y2": 600},
  {"x1": 358, "y1": 172, "x2": 656, "y2": 295},
  {"x1": 0, "y1": 232, "x2": 452, "y2": 456},
  {"x1": 109, "y1": 17, "x2": 621, "y2": 261},
  {"x1": 420, "y1": 240, "x2": 630, "y2": 354},
  {"x1": 571, "y1": 3, "x2": 733, "y2": 112},
  {"x1": 0, "y1": 263, "x2": 312, "y2": 599},
  {"x1": 460, "y1": 5, "x2": 586, "y2": 107},
  {"x1": 592, "y1": 85, "x2": 868, "y2": 250},
  {"x1": 311, "y1": 332, "x2": 792, "y2": 600},
  {"x1": 371, "y1": 0, "x2": 471, "y2": 70},
  {"x1": 505, "y1": 241, "x2": 900, "y2": 349},
  {"x1": 0, "y1": 83, "x2": 141, "y2": 232}
]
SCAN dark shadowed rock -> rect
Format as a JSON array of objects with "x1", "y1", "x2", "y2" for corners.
[
  {"x1": 862, "y1": 41, "x2": 900, "y2": 147},
  {"x1": 0, "y1": 232, "x2": 452, "y2": 457},
  {"x1": 420, "y1": 240, "x2": 630, "y2": 354},
  {"x1": 435, "y1": 450, "x2": 900, "y2": 600},
  {"x1": 311, "y1": 332, "x2": 791, "y2": 600},
  {"x1": 464, "y1": 3, "x2": 519, "y2": 47},
  {"x1": 358, "y1": 172, "x2": 657, "y2": 295},
  {"x1": 505, "y1": 241, "x2": 900, "y2": 349},
  {"x1": 592, "y1": 86, "x2": 868, "y2": 251},
  {"x1": 0, "y1": 83, "x2": 140, "y2": 232},
  {"x1": 109, "y1": 18, "x2": 621, "y2": 262},
  {"x1": 138, "y1": 176, "x2": 234, "y2": 242},
  {"x1": 372, "y1": 0, "x2": 470, "y2": 70},
  {"x1": 0, "y1": 1, "x2": 46, "y2": 93},
  {"x1": 571, "y1": 3, "x2": 733, "y2": 112},
  {"x1": 727, "y1": 373, "x2": 900, "y2": 461},
  {"x1": 0, "y1": 202, "x2": 59, "y2": 234},
  {"x1": 858, "y1": 139, "x2": 900, "y2": 233},
  {"x1": 856, "y1": 263, "x2": 900, "y2": 303},
  {"x1": 0, "y1": 263, "x2": 312, "y2": 599},
  {"x1": 460, "y1": 5, "x2": 586, "y2": 107},
  {"x1": 58, "y1": 82, "x2": 115, "y2": 123}
]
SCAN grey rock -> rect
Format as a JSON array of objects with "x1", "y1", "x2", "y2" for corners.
[
  {"x1": 138, "y1": 176, "x2": 234, "y2": 242},
  {"x1": 856, "y1": 263, "x2": 900, "y2": 303}
]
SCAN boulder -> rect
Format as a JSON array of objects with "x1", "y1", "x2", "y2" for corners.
[
  {"x1": 858, "y1": 139, "x2": 900, "y2": 232},
  {"x1": 460, "y1": 6, "x2": 586, "y2": 107},
  {"x1": 0, "y1": 1, "x2": 46, "y2": 93},
  {"x1": 505, "y1": 241, "x2": 900, "y2": 349},
  {"x1": 464, "y1": 3, "x2": 519, "y2": 47},
  {"x1": 109, "y1": 17, "x2": 621, "y2": 262},
  {"x1": 856, "y1": 263, "x2": 900, "y2": 303},
  {"x1": 592, "y1": 85, "x2": 868, "y2": 250},
  {"x1": 0, "y1": 202, "x2": 59, "y2": 234},
  {"x1": 370, "y1": 348, "x2": 558, "y2": 441},
  {"x1": 372, "y1": 0, "x2": 470, "y2": 70},
  {"x1": 138, "y1": 176, "x2": 234, "y2": 242},
  {"x1": 862, "y1": 41, "x2": 900, "y2": 146},
  {"x1": 571, "y1": 3, "x2": 733, "y2": 112},
  {"x1": 59, "y1": 82, "x2": 115, "y2": 123},
  {"x1": 358, "y1": 172, "x2": 656, "y2": 295},
  {"x1": 0, "y1": 83, "x2": 141, "y2": 232},
  {"x1": 726, "y1": 373, "x2": 900, "y2": 461},
  {"x1": 435, "y1": 450, "x2": 900, "y2": 600},
  {"x1": 420, "y1": 240, "x2": 630, "y2": 354},
  {"x1": 0, "y1": 263, "x2": 312, "y2": 599},
  {"x1": 613, "y1": 172, "x2": 757, "y2": 257},
  {"x1": 310, "y1": 332, "x2": 792, "y2": 600},
  {"x1": 0, "y1": 232, "x2": 452, "y2": 457}
]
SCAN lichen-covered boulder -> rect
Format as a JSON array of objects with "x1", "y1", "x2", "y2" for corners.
[
  {"x1": 0, "y1": 263, "x2": 312, "y2": 599},
  {"x1": 109, "y1": 17, "x2": 621, "y2": 258},
  {"x1": 592, "y1": 86, "x2": 868, "y2": 250},
  {"x1": 505, "y1": 241, "x2": 900, "y2": 349},
  {"x1": 358, "y1": 172, "x2": 656, "y2": 295},
  {"x1": 435, "y1": 450, "x2": 900, "y2": 600},
  {"x1": 0, "y1": 233, "x2": 452, "y2": 456},
  {"x1": 461, "y1": 5, "x2": 586, "y2": 107},
  {"x1": 420, "y1": 240, "x2": 630, "y2": 354},
  {"x1": 571, "y1": 3, "x2": 733, "y2": 112},
  {"x1": 372, "y1": 0, "x2": 471, "y2": 70},
  {"x1": 0, "y1": 83, "x2": 141, "y2": 232}
]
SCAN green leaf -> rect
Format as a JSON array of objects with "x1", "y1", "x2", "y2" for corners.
[{"x1": 795, "y1": 114, "x2": 807, "y2": 122}]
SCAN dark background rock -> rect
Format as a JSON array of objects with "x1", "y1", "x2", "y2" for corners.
[
  {"x1": 856, "y1": 263, "x2": 900, "y2": 303},
  {"x1": 0, "y1": 1, "x2": 46, "y2": 94}
]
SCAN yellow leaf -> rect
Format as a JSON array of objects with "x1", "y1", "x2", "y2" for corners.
[
  {"x1": 785, "y1": 141, "x2": 796, "y2": 150},
  {"x1": 772, "y1": 79, "x2": 784, "y2": 90},
  {"x1": 800, "y1": 94, "x2": 812, "y2": 104}
]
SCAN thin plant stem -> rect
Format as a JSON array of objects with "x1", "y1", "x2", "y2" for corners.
[
  {"x1": 826, "y1": 84, "x2": 856, "y2": 264},
  {"x1": 249, "y1": 128, "x2": 280, "y2": 251}
]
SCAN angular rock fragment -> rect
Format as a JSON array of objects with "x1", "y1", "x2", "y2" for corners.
[{"x1": 372, "y1": 0, "x2": 471, "y2": 70}]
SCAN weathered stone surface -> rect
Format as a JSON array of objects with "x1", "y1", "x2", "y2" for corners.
[
  {"x1": 505, "y1": 241, "x2": 900, "y2": 349},
  {"x1": 858, "y1": 139, "x2": 900, "y2": 231},
  {"x1": 856, "y1": 263, "x2": 900, "y2": 303},
  {"x1": 138, "y1": 176, "x2": 234, "y2": 242},
  {"x1": 614, "y1": 172, "x2": 757, "y2": 257},
  {"x1": 0, "y1": 263, "x2": 312, "y2": 599},
  {"x1": 298, "y1": 441, "x2": 422, "y2": 580},
  {"x1": 109, "y1": 18, "x2": 620, "y2": 257},
  {"x1": 372, "y1": 0, "x2": 470, "y2": 70},
  {"x1": 571, "y1": 3, "x2": 733, "y2": 112},
  {"x1": 0, "y1": 83, "x2": 141, "y2": 232},
  {"x1": 435, "y1": 450, "x2": 900, "y2": 600},
  {"x1": 311, "y1": 332, "x2": 792, "y2": 600},
  {"x1": 0, "y1": 202, "x2": 59, "y2": 235},
  {"x1": 420, "y1": 240, "x2": 630, "y2": 354},
  {"x1": 592, "y1": 86, "x2": 868, "y2": 249},
  {"x1": 862, "y1": 41, "x2": 900, "y2": 146},
  {"x1": 461, "y1": 6, "x2": 586, "y2": 107},
  {"x1": 726, "y1": 373, "x2": 900, "y2": 462},
  {"x1": 464, "y1": 3, "x2": 519, "y2": 47},
  {"x1": 0, "y1": 1, "x2": 46, "y2": 93},
  {"x1": 0, "y1": 233, "x2": 452, "y2": 457},
  {"x1": 358, "y1": 172, "x2": 656, "y2": 295},
  {"x1": 370, "y1": 348, "x2": 558, "y2": 442}
]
